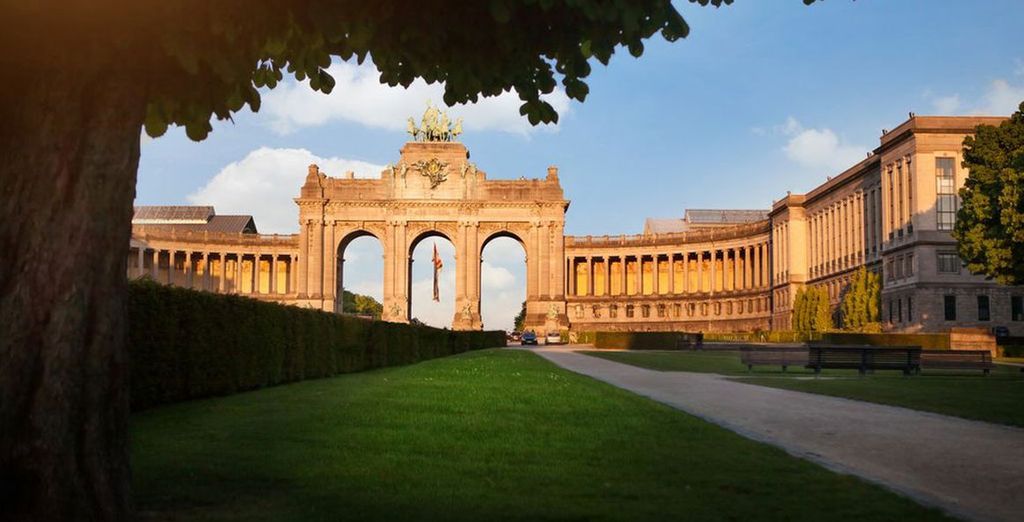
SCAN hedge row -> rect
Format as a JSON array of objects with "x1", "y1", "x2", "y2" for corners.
[
  {"x1": 817, "y1": 332, "x2": 950, "y2": 350},
  {"x1": 593, "y1": 331, "x2": 703, "y2": 350},
  {"x1": 703, "y1": 331, "x2": 823, "y2": 343},
  {"x1": 128, "y1": 280, "x2": 505, "y2": 411}
]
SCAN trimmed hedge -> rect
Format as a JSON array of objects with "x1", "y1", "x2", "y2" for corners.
[
  {"x1": 593, "y1": 331, "x2": 703, "y2": 350},
  {"x1": 128, "y1": 280, "x2": 505, "y2": 411},
  {"x1": 704, "y1": 331, "x2": 822, "y2": 343},
  {"x1": 816, "y1": 332, "x2": 949, "y2": 350}
]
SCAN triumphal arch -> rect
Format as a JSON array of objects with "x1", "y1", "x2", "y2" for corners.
[{"x1": 292, "y1": 106, "x2": 569, "y2": 331}]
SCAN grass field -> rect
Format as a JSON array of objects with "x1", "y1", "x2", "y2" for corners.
[
  {"x1": 132, "y1": 349, "x2": 948, "y2": 521},
  {"x1": 582, "y1": 350, "x2": 1024, "y2": 427}
]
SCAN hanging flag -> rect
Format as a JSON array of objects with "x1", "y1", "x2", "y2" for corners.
[{"x1": 432, "y1": 242, "x2": 443, "y2": 302}]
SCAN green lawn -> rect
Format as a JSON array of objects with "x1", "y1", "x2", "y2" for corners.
[
  {"x1": 132, "y1": 349, "x2": 947, "y2": 521},
  {"x1": 582, "y1": 350, "x2": 1024, "y2": 427}
]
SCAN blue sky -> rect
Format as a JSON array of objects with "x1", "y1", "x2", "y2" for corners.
[{"x1": 137, "y1": 0, "x2": 1024, "y2": 330}]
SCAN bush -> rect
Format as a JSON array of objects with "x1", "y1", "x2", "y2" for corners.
[
  {"x1": 593, "y1": 331, "x2": 703, "y2": 350},
  {"x1": 127, "y1": 280, "x2": 505, "y2": 411}
]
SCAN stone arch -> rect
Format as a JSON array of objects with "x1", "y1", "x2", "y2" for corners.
[
  {"x1": 335, "y1": 229, "x2": 383, "y2": 314},
  {"x1": 406, "y1": 228, "x2": 456, "y2": 325},
  {"x1": 479, "y1": 229, "x2": 529, "y2": 333}
]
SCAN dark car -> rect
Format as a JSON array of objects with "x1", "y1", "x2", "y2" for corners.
[
  {"x1": 521, "y1": 331, "x2": 538, "y2": 345},
  {"x1": 993, "y1": 326, "x2": 1010, "y2": 338}
]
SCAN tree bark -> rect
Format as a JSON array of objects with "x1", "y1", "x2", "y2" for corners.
[{"x1": 0, "y1": 56, "x2": 146, "y2": 520}]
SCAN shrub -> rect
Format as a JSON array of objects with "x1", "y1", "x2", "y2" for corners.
[{"x1": 127, "y1": 280, "x2": 505, "y2": 410}]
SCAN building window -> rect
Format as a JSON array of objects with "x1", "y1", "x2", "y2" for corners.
[
  {"x1": 944, "y1": 295, "x2": 957, "y2": 321},
  {"x1": 592, "y1": 305, "x2": 602, "y2": 319},
  {"x1": 905, "y1": 254, "x2": 914, "y2": 277},
  {"x1": 688, "y1": 303, "x2": 696, "y2": 317},
  {"x1": 894, "y1": 256, "x2": 904, "y2": 279},
  {"x1": 575, "y1": 304, "x2": 584, "y2": 319},
  {"x1": 907, "y1": 297, "x2": 913, "y2": 322},
  {"x1": 977, "y1": 295, "x2": 990, "y2": 321},
  {"x1": 937, "y1": 252, "x2": 960, "y2": 273},
  {"x1": 701, "y1": 303, "x2": 708, "y2": 316},
  {"x1": 714, "y1": 302, "x2": 722, "y2": 316},
  {"x1": 897, "y1": 298, "x2": 903, "y2": 323},
  {"x1": 673, "y1": 303, "x2": 682, "y2": 318},
  {"x1": 1012, "y1": 296, "x2": 1023, "y2": 322},
  {"x1": 936, "y1": 157, "x2": 957, "y2": 231},
  {"x1": 625, "y1": 304, "x2": 634, "y2": 318},
  {"x1": 609, "y1": 304, "x2": 618, "y2": 319},
  {"x1": 888, "y1": 300, "x2": 894, "y2": 323},
  {"x1": 656, "y1": 304, "x2": 666, "y2": 318}
]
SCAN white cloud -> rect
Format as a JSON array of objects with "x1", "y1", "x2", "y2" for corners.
[
  {"x1": 779, "y1": 120, "x2": 867, "y2": 172},
  {"x1": 188, "y1": 147, "x2": 385, "y2": 234},
  {"x1": 924, "y1": 73, "x2": 1024, "y2": 117},
  {"x1": 261, "y1": 61, "x2": 571, "y2": 136},
  {"x1": 931, "y1": 94, "x2": 961, "y2": 114},
  {"x1": 976, "y1": 79, "x2": 1024, "y2": 116}
]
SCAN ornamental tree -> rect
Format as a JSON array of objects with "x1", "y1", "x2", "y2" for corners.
[
  {"x1": 954, "y1": 101, "x2": 1024, "y2": 285},
  {"x1": 0, "y1": 1, "x2": 820, "y2": 520},
  {"x1": 840, "y1": 267, "x2": 881, "y2": 331}
]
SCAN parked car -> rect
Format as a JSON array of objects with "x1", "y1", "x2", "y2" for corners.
[
  {"x1": 521, "y1": 331, "x2": 538, "y2": 345},
  {"x1": 545, "y1": 332, "x2": 562, "y2": 345},
  {"x1": 508, "y1": 331, "x2": 522, "y2": 342},
  {"x1": 993, "y1": 326, "x2": 1010, "y2": 338}
]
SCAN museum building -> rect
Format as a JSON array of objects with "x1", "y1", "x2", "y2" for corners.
[{"x1": 128, "y1": 112, "x2": 1023, "y2": 335}]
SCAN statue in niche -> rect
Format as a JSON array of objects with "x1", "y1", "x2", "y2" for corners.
[{"x1": 461, "y1": 303, "x2": 473, "y2": 321}]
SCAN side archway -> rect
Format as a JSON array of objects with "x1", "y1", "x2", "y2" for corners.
[
  {"x1": 480, "y1": 230, "x2": 528, "y2": 334},
  {"x1": 335, "y1": 229, "x2": 383, "y2": 316}
]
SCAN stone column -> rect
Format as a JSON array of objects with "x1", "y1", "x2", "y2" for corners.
[
  {"x1": 588, "y1": 256, "x2": 595, "y2": 296},
  {"x1": 696, "y1": 252, "x2": 704, "y2": 293},
  {"x1": 637, "y1": 256, "x2": 644, "y2": 295},
  {"x1": 270, "y1": 255, "x2": 277, "y2": 294},
  {"x1": 682, "y1": 253, "x2": 689, "y2": 294},
  {"x1": 235, "y1": 253, "x2": 243, "y2": 293},
  {"x1": 668, "y1": 254, "x2": 675, "y2": 295},
  {"x1": 150, "y1": 249, "x2": 159, "y2": 279},
  {"x1": 185, "y1": 251, "x2": 195, "y2": 289},
  {"x1": 651, "y1": 255, "x2": 659, "y2": 295},
  {"x1": 200, "y1": 252, "x2": 209, "y2": 291},
  {"x1": 598, "y1": 254, "x2": 606, "y2": 294},
  {"x1": 297, "y1": 221, "x2": 309, "y2": 297},
  {"x1": 710, "y1": 250, "x2": 717, "y2": 294},
  {"x1": 619, "y1": 256, "x2": 627, "y2": 297},
  {"x1": 218, "y1": 253, "x2": 226, "y2": 293}
]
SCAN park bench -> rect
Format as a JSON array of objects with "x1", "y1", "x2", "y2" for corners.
[
  {"x1": 739, "y1": 347, "x2": 808, "y2": 372},
  {"x1": 806, "y1": 345, "x2": 921, "y2": 375},
  {"x1": 920, "y1": 350, "x2": 994, "y2": 375}
]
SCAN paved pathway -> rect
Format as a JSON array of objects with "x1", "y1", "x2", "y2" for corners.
[{"x1": 531, "y1": 346, "x2": 1024, "y2": 522}]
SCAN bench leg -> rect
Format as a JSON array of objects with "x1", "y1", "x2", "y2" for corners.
[
  {"x1": 782, "y1": 365, "x2": 787, "y2": 372},
  {"x1": 747, "y1": 364, "x2": 752, "y2": 373},
  {"x1": 984, "y1": 368, "x2": 990, "y2": 376}
]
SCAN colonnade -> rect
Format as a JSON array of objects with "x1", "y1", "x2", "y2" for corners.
[
  {"x1": 128, "y1": 246, "x2": 296, "y2": 296},
  {"x1": 565, "y1": 243, "x2": 770, "y2": 298}
]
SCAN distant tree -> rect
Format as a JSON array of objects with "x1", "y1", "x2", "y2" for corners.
[
  {"x1": 513, "y1": 301, "x2": 527, "y2": 331},
  {"x1": 793, "y1": 289, "x2": 808, "y2": 334},
  {"x1": 0, "y1": 2, "x2": 824, "y2": 519},
  {"x1": 841, "y1": 267, "x2": 881, "y2": 331},
  {"x1": 954, "y1": 101, "x2": 1024, "y2": 285},
  {"x1": 341, "y1": 290, "x2": 383, "y2": 319}
]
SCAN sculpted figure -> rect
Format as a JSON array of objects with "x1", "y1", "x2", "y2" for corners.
[
  {"x1": 406, "y1": 118, "x2": 419, "y2": 141},
  {"x1": 452, "y1": 118, "x2": 463, "y2": 140}
]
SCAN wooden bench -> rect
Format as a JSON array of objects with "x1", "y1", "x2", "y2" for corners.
[
  {"x1": 739, "y1": 347, "x2": 808, "y2": 372},
  {"x1": 806, "y1": 345, "x2": 921, "y2": 375},
  {"x1": 920, "y1": 350, "x2": 994, "y2": 375}
]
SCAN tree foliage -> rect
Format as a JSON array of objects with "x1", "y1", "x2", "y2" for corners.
[
  {"x1": 793, "y1": 286, "x2": 832, "y2": 334},
  {"x1": 8, "y1": 1, "x2": 823, "y2": 142},
  {"x1": 954, "y1": 101, "x2": 1024, "y2": 285},
  {"x1": 514, "y1": 301, "x2": 527, "y2": 331},
  {"x1": 341, "y1": 290, "x2": 383, "y2": 319},
  {"x1": 840, "y1": 267, "x2": 881, "y2": 331}
]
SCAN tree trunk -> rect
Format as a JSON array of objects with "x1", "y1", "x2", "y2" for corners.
[{"x1": 0, "y1": 57, "x2": 147, "y2": 520}]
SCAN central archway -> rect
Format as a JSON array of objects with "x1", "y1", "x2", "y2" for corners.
[{"x1": 407, "y1": 230, "x2": 456, "y2": 328}]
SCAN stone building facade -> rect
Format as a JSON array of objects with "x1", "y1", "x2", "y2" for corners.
[{"x1": 129, "y1": 112, "x2": 1024, "y2": 335}]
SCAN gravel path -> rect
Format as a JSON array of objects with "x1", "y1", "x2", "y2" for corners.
[{"x1": 531, "y1": 347, "x2": 1024, "y2": 522}]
